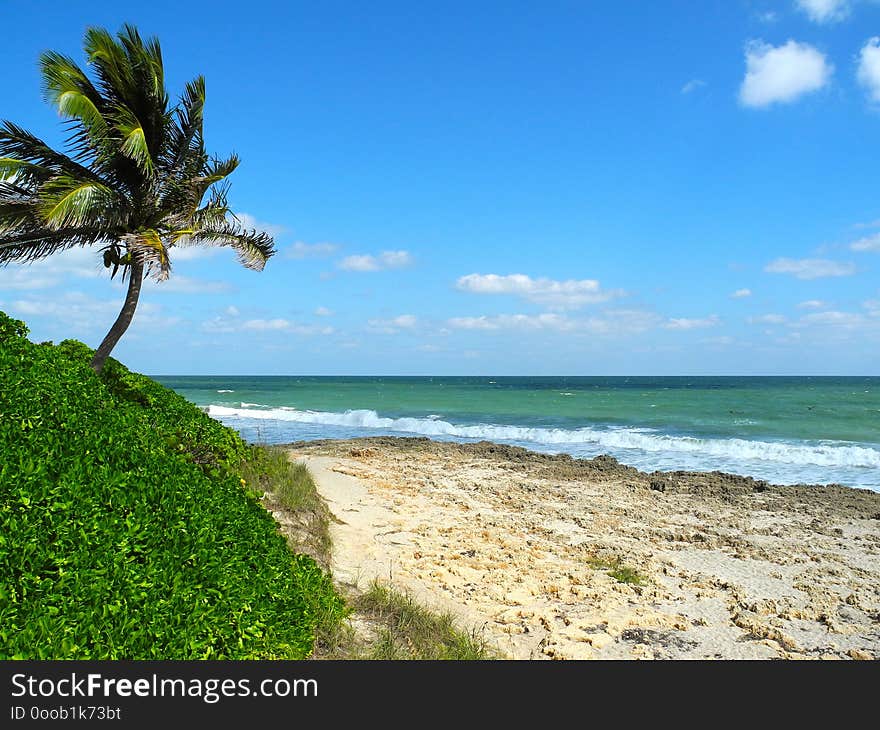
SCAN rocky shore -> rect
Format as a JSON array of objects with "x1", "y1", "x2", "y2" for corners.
[{"x1": 288, "y1": 437, "x2": 880, "y2": 660}]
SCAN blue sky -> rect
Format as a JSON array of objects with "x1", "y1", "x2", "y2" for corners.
[{"x1": 1, "y1": 0, "x2": 879, "y2": 375}]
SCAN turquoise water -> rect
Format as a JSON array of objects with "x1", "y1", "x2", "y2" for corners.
[{"x1": 154, "y1": 376, "x2": 880, "y2": 491}]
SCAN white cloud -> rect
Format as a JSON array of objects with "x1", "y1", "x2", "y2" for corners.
[
  {"x1": 339, "y1": 250, "x2": 413, "y2": 272},
  {"x1": 242, "y1": 318, "x2": 290, "y2": 331},
  {"x1": 455, "y1": 273, "x2": 622, "y2": 310},
  {"x1": 739, "y1": 40, "x2": 832, "y2": 108},
  {"x1": 863, "y1": 299, "x2": 880, "y2": 316},
  {"x1": 797, "y1": 299, "x2": 829, "y2": 309},
  {"x1": 850, "y1": 232, "x2": 880, "y2": 252},
  {"x1": 748, "y1": 313, "x2": 787, "y2": 324},
  {"x1": 731, "y1": 288, "x2": 752, "y2": 298},
  {"x1": 858, "y1": 38, "x2": 880, "y2": 102},
  {"x1": 681, "y1": 79, "x2": 706, "y2": 94},
  {"x1": 8, "y1": 292, "x2": 174, "y2": 331},
  {"x1": 0, "y1": 246, "x2": 104, "y2": 290},
  {"x1": 795, "y1": 0, "x2": 850, "y2": 24},
  {"x1": 379, "y1": 250, "x2": 413, "y2": 268},
  {"x1": 314, "y1": 306, "x2": 333, "y2": 317},
  {"x1": 225, "y1": 305, "x2": 239, "y2": 316},
  {"x1": 339, "y1": 255, "x2": 380, "y2": 272},
  {"x1": 853, "y1": 218, "x2": 880, "y2": 230},
  {"x1": 242, "y1": 318, "x2": 334, "y2": 335},
  {"x1": 0, "y1": 269, "x2": 61, "y2": 291},
  {"x1": 796, "y1": 310, "x2": 869, "y2": 328},
  {"x1": 286, "y1": 241, "x2": 339, "y2": 259},
  {"x1": 764, "y1": 257, "x2": 855, "y2": 279},
  {"x1": 390, "y1": 314, "x2": 417, "y2": 328},
  {"x1": 757, "y1": 11, "x2": 779, "y2": 23},
  {"x1": 143, "y1": 275, "x2": 233, "y2": 294},
  {"x1": 702, "y1": 335, "x2": 736, "y2": 346},
  {"x1": 447, "y1": 313, "x2": 576, "y2": 331},
  {"x1": 202, "y1": 315, "x2": 237, "y2": 333},
  {"x1": 446, "y1": 309, "x2": 659, "y2": 335},
  {"x1": 663, "y1": 315, "x2": 720, "y2": 330},
  {"x1": 367, "y1": 314, "x2": 418, "y2": 334}
]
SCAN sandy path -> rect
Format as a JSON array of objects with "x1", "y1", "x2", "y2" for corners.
[{"x1": 291, "y1": 439, "x2": 880, "y2": 660}]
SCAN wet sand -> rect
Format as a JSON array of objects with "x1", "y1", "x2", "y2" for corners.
[{"x1": 288, "y1": 437, "x2": 880, "y2": 660}]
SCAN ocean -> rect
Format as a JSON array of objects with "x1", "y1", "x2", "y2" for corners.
[{"x1": 153, "y1": 376, "x2": 880, "y2": 492}]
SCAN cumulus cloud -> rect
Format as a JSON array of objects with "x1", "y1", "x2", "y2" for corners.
[
  {"x1": 447, "y1": 313, "x2": 577, "y2": 332},
  {"x1": 850, "y1": 232, "x2": 880, "y2": 252},
  {"x1": 314, "y1": 306, "x2": 333, "y2": 317},
  {"x1": 795, "y1": 310, "x2": 869, "y2": 328},
  {"x1": 795, "y1": 0, "x2": 850, "y2": 24},
  {"x1": 455, "y1": 273, "x2": 622, "y2": 310},
  {"x1": 143, "y1": 275, "x2": 233, "y2": 294},
  {"x1": 202, "y1": 309, "x2": 333, "y2": 335},
  {"x1": 367, "y1": 314, "x2": 418, "y2": 334},
  {"x1": 764, "y1": 257, "x2": 855, "y2": 279},
  {"x1": 731, "y1": 288, "x2": 752, "y2": 298},
  {"x1": 242, "y1": 318, "x2": 290, "y2": 331},
  {"x1": 798, "y1": 299, "x2": 829, "y2": 309},
  {"x1": 0, "y1": 269, "x2": 62, "y2": 291},
  {"x1": 748, "y1": 313, "x2": 787, "y2": 324},
  {"x1": 663, "y1": 315, "x2": 720, "y2": 330},
  {"x1": 447, "y1": 309, "x2": 659, "y2": 335},
  {"x1": 681, "y1": 79, "x2": 706, "y2": 94},
  {"x1": 858, "y1": 38, "x2": 880, "y2": 102},
  {"x1": 739, "y1": 40, "x2": 832, "y2": 108},
  {"x1": 8, "y1": 292, "x2": 175, "y2": 331},
  {"x1": 242, "y1": 318, "x2": 333, "y2": 335},
  {"x1": 338, "y1": 250, "x2": 413, "y2": 272},
  {"x1": 286, "y1": 241, "x2": 339, "y2": 259},
  {"x1": 0, "y1": 246, "x2": 104, "y2": 289}
]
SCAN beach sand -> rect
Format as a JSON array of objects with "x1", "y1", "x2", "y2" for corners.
[{"x1": 288, "y1": 437, "x2": 880, "y2": 660}]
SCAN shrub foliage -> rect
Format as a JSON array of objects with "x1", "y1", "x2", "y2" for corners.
[{"x1": 0, "y1": 311, "x2": 344, "y2": 658}]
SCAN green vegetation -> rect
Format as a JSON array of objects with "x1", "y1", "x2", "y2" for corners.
[
  {"x1": 0, "y1": 311, "x2": 345, "y2": 659},
  {"x1": 0, "y1": 25, "x2": 275, "y2": 373},
  {"x1": 335, "y1": 580, "x2": 494, "y2": 660},
  {"x1": 587, "y1": 555, "x2": 646, "y2": 586}
]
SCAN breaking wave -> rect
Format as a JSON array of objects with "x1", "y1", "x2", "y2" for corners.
[{"x1": 207, "y1": 405, "x2": 880, "y2": 470}]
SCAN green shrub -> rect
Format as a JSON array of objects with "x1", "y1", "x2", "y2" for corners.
[{"x1": 0, "y1": 311, "x2": 345, "y2": 659}]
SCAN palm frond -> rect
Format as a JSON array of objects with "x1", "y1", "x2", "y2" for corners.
[
  {"x1": 0, "y1": 228, "x2": 107, "y2": 264},
  {"x1": 0, "y1": 121, "x2": 107, "y2": 184},
  {"x1": 39, "y1": 51, "x2": 109, "y2": 146},
  {"x1": 114, "y1": 105, "x2": 155, "y2": 174},
  {"x1": 84, "y1": 26, "x2": 136, "y2": 107},
  {"x1": 180, "y1": 219, "x2": 275, "y2": 270},
  {"x1": 38, "y1": 176, "x2": 118, "y2": 228}
]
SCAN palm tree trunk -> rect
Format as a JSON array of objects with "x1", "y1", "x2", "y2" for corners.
[{"x1": 90, "y1": 259, "x2": 144, "y2": 373}]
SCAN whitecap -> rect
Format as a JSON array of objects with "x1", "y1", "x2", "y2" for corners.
[{"x1": 206, "y1": 405, "x2": 880, "y2": 470}]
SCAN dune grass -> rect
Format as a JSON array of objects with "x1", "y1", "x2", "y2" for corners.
[{"x1": 338, "y1": 580, "x2": 495, "y2": 660}]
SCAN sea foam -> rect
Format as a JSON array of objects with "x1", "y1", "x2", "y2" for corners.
[{"x1": 207, "y1": 405, "x2": 880, "y2": 469}]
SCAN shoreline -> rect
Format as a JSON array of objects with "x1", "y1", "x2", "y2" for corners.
[{"x1": 287, "y1": 436, "x2": 880, "y2": 660}]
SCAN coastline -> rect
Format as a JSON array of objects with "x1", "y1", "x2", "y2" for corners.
[{"x1": 287, "y1": 436, "x2": 880, "y2": 660}]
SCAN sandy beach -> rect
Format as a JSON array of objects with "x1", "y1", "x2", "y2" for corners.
[{"x1": 288, "y1": 437, "x2": 880, "y2": 660}]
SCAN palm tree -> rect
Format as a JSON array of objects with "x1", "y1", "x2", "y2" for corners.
[{"x1": 0, "y1": 24, "x2": 275, "y2": 372}]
